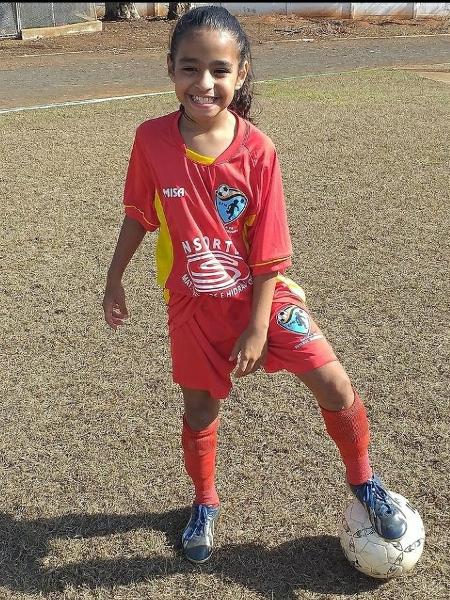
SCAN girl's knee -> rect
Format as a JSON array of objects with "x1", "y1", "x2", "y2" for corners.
[
  {"x1": 297, "y1": 361, "x2": 354, "y2": 411},
  {"x1": 182, "y1": 387, "x2": 220, "y2": 430},
  {"x1": 324, "y1": 371, "x2": 354, "y2": 410}
]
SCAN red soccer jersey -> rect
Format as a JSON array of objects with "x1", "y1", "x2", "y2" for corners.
[{"x1": 124, "y1": 110, "x2": 292, "y2": 301}]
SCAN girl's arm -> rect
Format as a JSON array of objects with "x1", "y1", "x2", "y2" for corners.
[
  {"x1": 229, "y1": 271, "x2": 278, "y2": 377},
  {"x1": 103, "y1": 215, "x2": 146, "y2": 330}
]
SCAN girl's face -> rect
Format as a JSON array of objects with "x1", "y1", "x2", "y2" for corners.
[{"x1": 168, "y1": 28, "x2": 248, "y2": 125}]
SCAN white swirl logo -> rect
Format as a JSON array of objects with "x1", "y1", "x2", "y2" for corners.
[{"x1": 186, "y1": 251, "x2": 250, "y2": 293}]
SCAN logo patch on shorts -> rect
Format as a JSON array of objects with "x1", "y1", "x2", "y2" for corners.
[
  {"x1": 276, "y1": 305, "x2": 310, "y2": 335},
  {"x1": 215, "y1": 184, "x2": 248, "y2": 224}
]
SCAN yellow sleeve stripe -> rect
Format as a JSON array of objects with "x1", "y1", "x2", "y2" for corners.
[
  {"x1": 154, "y1": 192, "x2": 174, "y2": 289},
  {"x1": 124, "y1": 204, "x2": 159, "y2": 229},
  {"x1": 250, "y1": 256, "x2": 291, "y2": 268},
  {"x1": 242, "y1": 214, "x2": 256, "y2": 252}
]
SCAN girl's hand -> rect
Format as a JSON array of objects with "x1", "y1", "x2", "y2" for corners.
[
  {"x1": 229, "y1": 326, "x2": 268, "y2": 378},
  {"x1": 103, "y1": 282, "x2": 129, "y2": 331}
]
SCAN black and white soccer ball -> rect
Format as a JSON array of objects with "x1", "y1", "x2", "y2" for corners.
[{"x1": 340, "y1": 491, "x2": 425, "y2": 579}]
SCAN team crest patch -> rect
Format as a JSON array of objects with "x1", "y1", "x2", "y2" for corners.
[
  {"x1": 215, "y1": 184, "x2": 248, "y2": 224},
  {"x1": 276, "y1": 305, "x2": 310, "y2": 335}
]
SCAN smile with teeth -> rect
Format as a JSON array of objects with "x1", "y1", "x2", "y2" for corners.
[{"x1": 190, "y1": 95, "x2": 217, "y2": 105}]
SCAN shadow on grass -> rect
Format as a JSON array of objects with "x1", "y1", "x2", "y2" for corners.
[{"x1": 0, "y1": 509, "x2": 381, "y2": 598}]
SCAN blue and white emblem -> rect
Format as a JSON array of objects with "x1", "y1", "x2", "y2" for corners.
[
  {"x1": 276, "y1": 305, "x2": 310, "y2": 335},
  {"x1": 215, "y1": 184, "x2": 248, "y2": 224}
]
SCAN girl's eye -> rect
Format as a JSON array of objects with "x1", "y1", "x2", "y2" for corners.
[
  {"x1": 216, "y1": 69, "x2": 230, "y2": 75},
  {"x1": 182, "y1": 67, "x2": 196, "y2": 72}
]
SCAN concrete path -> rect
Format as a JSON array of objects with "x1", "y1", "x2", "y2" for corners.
[{"x1": 1, "y1": 34, "x2": 449, "y2": 110}]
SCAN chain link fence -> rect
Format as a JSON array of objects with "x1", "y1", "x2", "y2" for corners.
[
  {"x1": 0, "y1": 2, "x2": 97, "y2": 38},
  {"x1": 0, "y1": 2, "x2": 18, "y2": 37}
]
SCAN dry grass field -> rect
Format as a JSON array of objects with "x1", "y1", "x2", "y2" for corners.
[{"x1": 1, "y1": 69, "x2": 449, "y2": 599}]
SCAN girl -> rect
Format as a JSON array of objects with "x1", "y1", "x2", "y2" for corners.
[{"x1": 103, "y1": 5, "x2": 407, "y2": 565}]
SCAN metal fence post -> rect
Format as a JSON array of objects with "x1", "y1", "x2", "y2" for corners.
[{"x1": 14, "y1": 2, "x2": 22, "y2": 35}]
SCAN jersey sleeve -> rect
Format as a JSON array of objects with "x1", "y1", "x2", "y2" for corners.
[
  {"x1": 123, "y1": 127, "x2": 159, "y2": 232},
  {"x1": 246, "y1": 148, "x2": 292, "y2": 276}
]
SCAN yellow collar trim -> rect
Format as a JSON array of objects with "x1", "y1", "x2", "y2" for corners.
[{"x1": 185, "y1": 147, "x2": 215, "y2": 165}]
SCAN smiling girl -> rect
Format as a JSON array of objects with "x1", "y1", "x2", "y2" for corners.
[{"x1": 103, "y1": 5, "x2": 407, "y2": 565}]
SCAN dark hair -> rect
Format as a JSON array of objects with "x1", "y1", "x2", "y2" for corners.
[{"x1": 169, "y1": 5, "x2": 254, "y2": 122}]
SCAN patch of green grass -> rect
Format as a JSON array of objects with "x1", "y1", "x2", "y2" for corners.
[{"x1": 258, "y1": 68, "x2": 450, "y2": 106}]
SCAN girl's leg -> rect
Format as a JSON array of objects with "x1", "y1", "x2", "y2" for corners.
[
  {"x1": 297, "y1": 361, "x2": 407, "y2": 540},
  {"x1": 296, "y1": 360, "x2": 372, "y2": 485},
  {"x1": 181, "y1": 386, "x2": 221, "y2": 507},
  {"x1": 181, "y1": 386, "x2": 221, "y2": 564},
  {"x1": 266, "y1": 292, "x2": 406, "y2": 539}
]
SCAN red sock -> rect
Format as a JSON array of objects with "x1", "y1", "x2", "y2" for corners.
[
  {"x1": 320, "y1": 390, "x2": 372, "y2": 485},
  {"x1": 182, "y1": 415, "x2": 220, "y2": 507}
]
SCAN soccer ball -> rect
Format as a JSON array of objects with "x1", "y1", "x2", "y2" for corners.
[{"x1": 339, "y1": 491, "x2": 425, "y2": 579}]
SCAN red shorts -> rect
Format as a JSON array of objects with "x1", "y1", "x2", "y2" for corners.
[{"x1": 168, "y1": 287, "x2": 337, "y2": 400}]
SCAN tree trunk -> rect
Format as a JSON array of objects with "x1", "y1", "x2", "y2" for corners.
[
  {"x1": 167, "y1": 3, "x2": 192, "y2": 21},
  {"x1": 167, "y1": 3, "x2": 178, "y2": 20},
  {"x1": 104, "y1": 2, "x2": 140, "y2": 21}
]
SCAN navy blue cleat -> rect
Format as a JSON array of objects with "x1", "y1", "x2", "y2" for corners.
[
  {"x1": 182, "y1": 504, "x2": 220, "y2": 564},
  {"x1": 350, "y1": 474, "x2": 407, "y2": 540}
]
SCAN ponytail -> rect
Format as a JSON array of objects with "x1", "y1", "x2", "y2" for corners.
[{"x1": 230, "y1": 76, "x2": 254, "y2": 122}]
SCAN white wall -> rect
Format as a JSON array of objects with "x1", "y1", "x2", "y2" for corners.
[
  {"x1": 415, "y1": 2, "x2": 450, "y2": 16},
  {"x1": 201, "y1": 2, "x2": 450, "y2": 17},
  {"x1": 287, "y1": 3, "x2": 352, "y2": 17},
  {"x1": 351, "y1": 3, "x2": 414, "y2": 18},
  {"x1": 220, "y1": 3, "x2": 286, "y2": 14},
  {"x1": 98, "y1": 3, "x2": 450, "y2": 18}
]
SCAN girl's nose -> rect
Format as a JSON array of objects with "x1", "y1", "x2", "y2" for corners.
[{"x1": 197, "y1": 70, "x2": 214, "y2": 90}]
